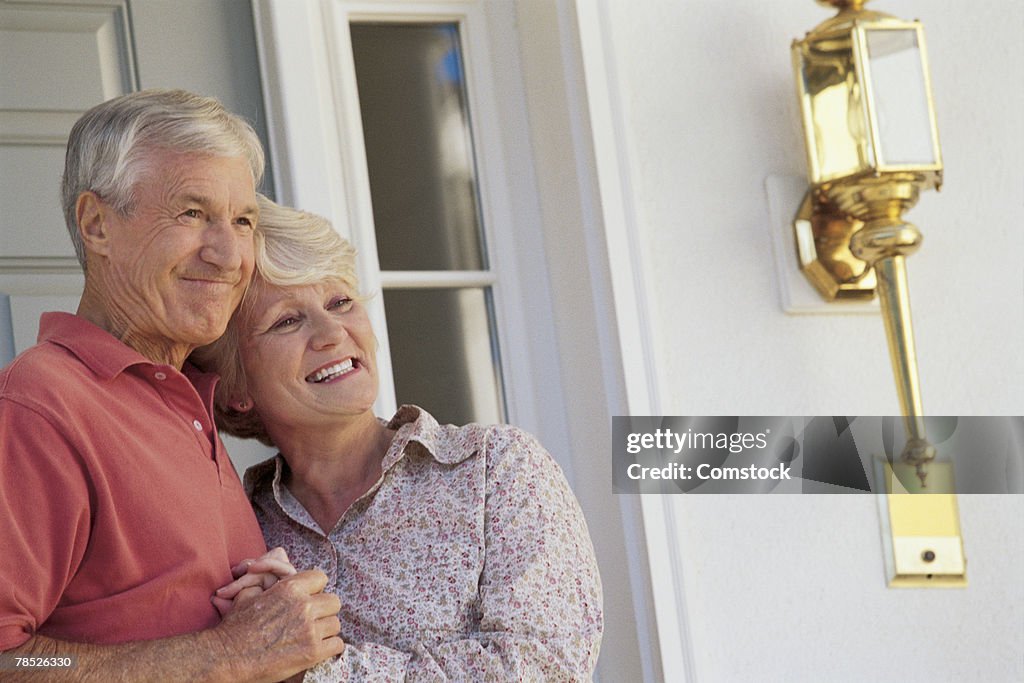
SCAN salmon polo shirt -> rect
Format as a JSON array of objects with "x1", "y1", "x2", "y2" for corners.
[{"x1": 0, "y1": 312, "x2": 266, "y2": 650}]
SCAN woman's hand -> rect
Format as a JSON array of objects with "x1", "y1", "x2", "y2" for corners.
[{"x1": 212, "y1": 546, "x2": 298, "y2": 617}]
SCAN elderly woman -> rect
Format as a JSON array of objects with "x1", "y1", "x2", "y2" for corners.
[{"x1": 196, "y1": 195, "x2": 602, "y2": 681}]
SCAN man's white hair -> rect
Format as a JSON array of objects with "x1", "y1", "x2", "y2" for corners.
[{"x1": 61, "y1": 89, "x2": 265, "y2": 268}]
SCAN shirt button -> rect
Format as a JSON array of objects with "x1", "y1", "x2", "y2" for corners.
[
  {"x1": 154, "y1": 371, "x2": 167, "y2": 380},
  {"x1": 193, "y1": 419, "x2": 203, "y2": 431}
]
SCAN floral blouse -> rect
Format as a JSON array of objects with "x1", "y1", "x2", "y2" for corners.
[{"x1": 244, "y1": 405, "x2": 603, "y2": 681}]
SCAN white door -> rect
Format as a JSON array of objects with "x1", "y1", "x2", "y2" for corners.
[{"x1": 252, "y1": 0, "x2": 566, "y2": 443}]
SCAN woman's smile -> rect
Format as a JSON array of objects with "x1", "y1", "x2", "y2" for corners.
[{"x1": 306, "y1": 358, "x2": 359, "y2": 384}]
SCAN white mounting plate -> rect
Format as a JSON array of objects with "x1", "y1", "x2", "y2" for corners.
[{"x1": 765, "y1": 174, "x2": 881, "y2": 315}]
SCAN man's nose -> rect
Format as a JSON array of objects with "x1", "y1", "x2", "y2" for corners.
[{"x1": 200, "y1": 218, "x2": 247, "y2": 271}]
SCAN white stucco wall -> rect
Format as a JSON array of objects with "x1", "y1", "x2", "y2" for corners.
[{"x1": 601, "y1": 1, "x2": 1023, "y2": 680}]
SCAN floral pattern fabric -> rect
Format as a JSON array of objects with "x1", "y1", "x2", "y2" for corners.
[{"x1": 245, "y1": 405, "x2": 603, "y2": 682}]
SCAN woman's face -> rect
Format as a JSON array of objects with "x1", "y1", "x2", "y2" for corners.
[{"x1": 237, "y1": 278, "x2": 377, "y2": 432}]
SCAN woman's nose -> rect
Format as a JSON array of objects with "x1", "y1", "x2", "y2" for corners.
[{"x1": 308, "y1": 312, "x2": 348, "y2": 349}]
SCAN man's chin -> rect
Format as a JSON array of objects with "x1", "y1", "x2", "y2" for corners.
[{"x1": 180, "y1": 315, "x2": 232, "y2": 346}]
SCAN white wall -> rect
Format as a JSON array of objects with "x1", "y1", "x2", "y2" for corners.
[
  {"x1": 600, "y1": 0, "x2": 1023, "y2": 680},
  {"x1": 606, "y1": 0, "x2": 1022, "y2": 418}
]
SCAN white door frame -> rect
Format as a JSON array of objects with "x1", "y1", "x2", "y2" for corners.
[{"x1": 570, "y1": 1, "x2": 695, "y2": 679}]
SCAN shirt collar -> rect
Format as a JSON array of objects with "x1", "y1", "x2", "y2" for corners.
[
  {"x1": 39, "y1": 311, "x2": 159, "y2": 380},
  {"x1": 244, "y1": 404, "x2": 484, "y2": 502},
  {"x1": 38, "y1": 311, "x2": 219, "y2": 391},
  {"x1": 383, "y1": 404, "x2": 482, "y2": 468}
]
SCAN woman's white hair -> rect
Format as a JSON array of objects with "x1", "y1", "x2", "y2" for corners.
[
  {"x1": 250, "y1": 194, "x2": 359, "y2": 291},
  {"x1": 192, "y1": 194, "x2": 361, "y2": 445},
  {"x1": 61, "y1": 89, "x2": 265, "y2": 268}
]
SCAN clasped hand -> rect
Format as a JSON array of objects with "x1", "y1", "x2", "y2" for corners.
[
  {"x1": 212, "y1": 546, "x2": 298, "y2": 616},
  {"x1": 209, "y1": 548, "x2": 344, "y2": 681}
]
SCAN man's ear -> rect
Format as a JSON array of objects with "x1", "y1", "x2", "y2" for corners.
[{"x1": 76, "y1": 191, "x2": 113, "y2": 257}]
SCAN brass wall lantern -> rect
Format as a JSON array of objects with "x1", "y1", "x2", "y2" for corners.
[{"x1": 791, "y1": 0, "x2": 966, "y2": 587}]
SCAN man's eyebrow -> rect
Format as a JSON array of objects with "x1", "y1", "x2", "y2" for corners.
[
  {"x1": 179, "y1": 194, "x2": 258, "y2": 218},
  {"x1": 181, "y1": 193, "x2": 212, "y2": 206}
]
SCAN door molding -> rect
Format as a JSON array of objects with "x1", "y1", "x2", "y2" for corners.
[{"x1": 0, "y1": 0, "x2": 135, "y2": 290}]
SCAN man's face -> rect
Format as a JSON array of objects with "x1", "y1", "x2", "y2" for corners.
[{"x1": 96, "y1": 150, "x2": 257, "y2": 355}]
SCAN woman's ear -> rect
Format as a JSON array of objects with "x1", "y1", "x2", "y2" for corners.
[
  {"x1": 76, "y1": 191, "x2": 112, "y2": 257},
  {"x1": 229, "y1": 397, "x2": 255, "y2": 413}
]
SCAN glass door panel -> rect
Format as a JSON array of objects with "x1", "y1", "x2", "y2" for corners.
[
  {"x1": 383, "y1": 287, "x2": 503, "y2": 426},
  {"x1": 351, "y1": 20, "x2": 506, "y2": 424},
  {"x1": 351, "y1": 22, "x2": 485, "y2": 272}
]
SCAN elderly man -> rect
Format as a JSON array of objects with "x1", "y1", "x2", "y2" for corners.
[{"x1": 0, "y1": 90, "x2": 342, "y2": 681}]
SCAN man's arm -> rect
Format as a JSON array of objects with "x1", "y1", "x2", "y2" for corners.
[
  {"x1": 0, "y1": 397, "x2": 340, "y2": 681},
  {"x1": 2, "y1": 571, "x2": 343, "y2": 683}
]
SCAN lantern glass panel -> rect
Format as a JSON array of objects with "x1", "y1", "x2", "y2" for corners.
[
  {"x1": 864, "y1": 28, "x2": 937, "y2": 166},
  {"x1": 794, "y1": 38, "x2": 873, "y2": 183}
]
